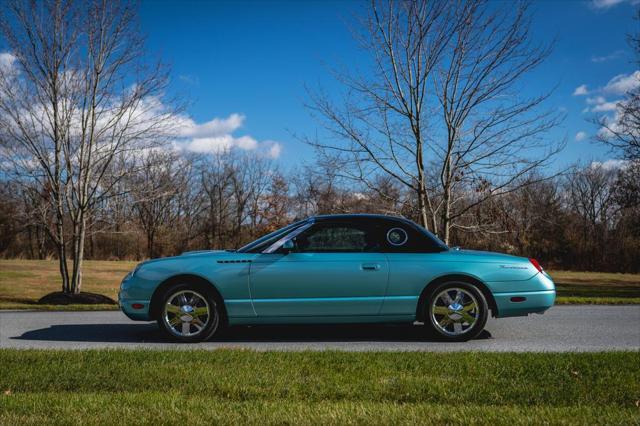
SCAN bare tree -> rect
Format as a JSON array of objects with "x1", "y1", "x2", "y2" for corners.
[
  {"x1": 172, "y1": 155, "x2": 207, "y2": 255},
  {"x1": 304, "y1": 0, "x2": 458, "y2": 230},
  {"x1": 593, "y1": 9, "x2": 639, "y2": 161},
  {"x1": 499, "y1": 175, "x2": 565, "y2": 257},
  {"x1": 0, "y1": 0, "x2": 175, "y2": 294},
  {"x1": 291, "y1": 162, "x2": 358, "y2": 216},
  {"x1": 200, "y1": 152, "x2": 235, "y2": 248},
  {"x1": 257, "y1": 171, "x2": 293, "y2": 234},
  {"x1": 304, "y1": 0, "x2": 562, "y2": 243},
  {"x1": 565, "y1": 164, "x2": 619, "y2": 269},
  {"x1": 567, "y1": 165, "x2": 618, "y2": 232},
  {"x1": 430, "y1": 1, "x2": 563, "y2": 243},
  {"x1": 0, "y1": 0, "x2": 76, "y2": 290},
  {"x1": 229, "y1": 153, "x2": 272, "y2": 247},
  {"x1": 129, "y1": 150, "x2": 188, "y2": 258}
]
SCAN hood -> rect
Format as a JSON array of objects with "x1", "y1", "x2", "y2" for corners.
[
  {"x1": 180, "y1": 250, "x2": 228, "y2": 256},
  {"x1": 136, "y1": 250, "x2": 230, "y2": 267}
]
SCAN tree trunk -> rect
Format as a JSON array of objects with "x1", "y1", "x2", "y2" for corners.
[
  {"x1": 70, "y1": 215, "x2": 87, "y2": 294},
  {"x1": 416, "y1": 186, "x2": 428, "y2": 229},
  {"x1": 56, "y1": 245, "x2": 69, "y2": 293},
  {"x1": 37, "y1": 226, "x2": 46, "y2": 260},
  {"x1": 55, "y1": 202, "x2": 69, "y2": 292},
  {"x1": 27, "y1": 226, "x2": 34, "y2": 259},
  {"x1": 416, "y1": 135, "x2": 437, "y2": 233},
  {"x1": 441, "y1": 150, "x2": 453, "y2": 246},
  {"x1": 147, "y1": 229, "x2": 155, "y2": 259}
]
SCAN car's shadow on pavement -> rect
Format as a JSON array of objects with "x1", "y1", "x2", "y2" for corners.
[{"x1": 12, "y1": 323, "x2": 492, "y2": 343}]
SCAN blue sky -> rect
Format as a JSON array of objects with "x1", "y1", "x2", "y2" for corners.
[{"x1": 139, "y1": 0, "x2": 639, "y2": 170}]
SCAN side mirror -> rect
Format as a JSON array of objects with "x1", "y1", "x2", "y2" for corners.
[{"x1": 281, "y1": 239, "x2": 295, "y2": 253}]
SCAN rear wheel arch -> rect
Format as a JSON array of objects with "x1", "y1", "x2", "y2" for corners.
[
  {"x1": 416, "y1": 274, "x2": 497, "y2": 321},
  {"x1": 149, "y1": 274, "x2": 227, "y2": 324}
]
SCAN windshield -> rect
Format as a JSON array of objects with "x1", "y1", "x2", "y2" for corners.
[{"x1": 237, "y1": 219, "x2": 309, "y2": 253}]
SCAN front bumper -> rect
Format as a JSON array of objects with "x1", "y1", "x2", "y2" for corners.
[
  {"x1": 491, "y1": 272, "x2": 556, "y2": 318},
  {"x1": 119, "y1": 296, "x2": 152, "y2": 321},
  {"x1": 119, "y1": 274, "x2": 152, "y2": 321}
]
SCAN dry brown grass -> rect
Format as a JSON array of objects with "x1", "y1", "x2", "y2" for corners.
[
  {"x1": 548, "y1": 270, "x2": 640, "y2": 286},
  {"x1": 0, "y1": 259, "x2": 135, "y2": 307},
  {"x1": 548, "y1": 270, "x2": 640, "y2": 303}
]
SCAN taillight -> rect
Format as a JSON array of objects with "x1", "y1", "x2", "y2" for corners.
[{"x1": 529, "y1": 258, "x2": 543, "y2": 273}]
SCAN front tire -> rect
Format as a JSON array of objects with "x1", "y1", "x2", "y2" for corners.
[
  {"x1": 157, "y1": 283, "x2": 222, "y2": 343},
  {"x1": 425, "y1": 281, "x2": 488, "y2": 342}
]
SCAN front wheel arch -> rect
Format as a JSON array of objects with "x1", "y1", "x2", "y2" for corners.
[
  {"x1": 149, "y1": 274, "x2": 227, "y2": 325},
  {"x1": 416, "y1": 274, "x2": 497, "y2": 322}
]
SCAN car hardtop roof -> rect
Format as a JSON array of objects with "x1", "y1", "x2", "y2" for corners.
[
  {"x1": 299, "y1": 213, "x2": 448, "y2": 251},
  {"x1": 310, "y1": 213, "x2": 416, "y2": 226}
]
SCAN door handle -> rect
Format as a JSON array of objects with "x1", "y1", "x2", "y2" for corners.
[{"x1": 361, "y1": 263, "x2": 381, "y2": 271}]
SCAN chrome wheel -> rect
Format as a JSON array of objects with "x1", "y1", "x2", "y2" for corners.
[
  {"x1": 162, "y1": 290, "x2": 215, "y2": 338},
  {"x1": 431, "y1": 287, "x2": 479, "y2": 336}
]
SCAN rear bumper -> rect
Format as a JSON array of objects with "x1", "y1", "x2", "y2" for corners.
[
  {"x1": 493, "y1": 290, "x2": 555, "y2": 317},
  {"x1": 492, "y1": 272, "x2": 556, "y2": 318}
]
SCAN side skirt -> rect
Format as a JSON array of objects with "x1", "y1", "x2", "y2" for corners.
[{"x1": 228, "y1": 314, "x2": 416, "y2": 326}]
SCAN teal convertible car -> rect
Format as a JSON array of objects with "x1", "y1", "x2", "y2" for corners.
[{"x1": 119, "y1": 214, "x2": 555, "y2": 342}]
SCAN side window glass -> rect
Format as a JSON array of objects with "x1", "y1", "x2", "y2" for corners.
[{"x1": 296, "y1": 225, "x2": 377, "y2": 252}]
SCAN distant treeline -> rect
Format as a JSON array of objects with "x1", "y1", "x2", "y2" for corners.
[{"x1": 1, "y1": 152, "x2": 638, "y2": 273}]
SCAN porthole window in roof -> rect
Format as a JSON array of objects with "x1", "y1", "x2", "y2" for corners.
[{"x1": 386, "y1": 227, "x2": 408, "y2": 246}]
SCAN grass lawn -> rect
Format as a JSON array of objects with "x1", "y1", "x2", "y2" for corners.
[
  {"x1": 0, "y1": 259, "x2": 639, "y2": 310},
  {"x1": 0, "y1": 349, "x2": 638, "y2": 424},
  {"x1": 550, "y1": 270, "x2": 640, "y2": 304},
  {"x1": 0, "y1": 259, "x2": 135, "y2": 310}
]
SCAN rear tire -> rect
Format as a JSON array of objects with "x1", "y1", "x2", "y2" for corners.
[
  {"x1": 156, "y1": 282, "x2": 223, "y2": 343},
  {"x1": 424, "y1": 281, "x2": 488, "y2": 342}
]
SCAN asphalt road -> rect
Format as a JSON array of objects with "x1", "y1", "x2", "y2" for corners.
[{"x1": 0, "y1": 305, "x2": 638, "y2": 351}]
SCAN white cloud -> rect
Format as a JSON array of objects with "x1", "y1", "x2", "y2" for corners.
[
  {"x1": 353, "y1": 192, "x2": 367, "y2": 200},
  {"x1": 235, "y1": 135, "x2": 259, "y2": 150},
  {"x1": 591, "y1": 101, "x2": 618, "y2": 112},
  {"x1": 575, "y1": 131, "x2": 588, "y2": 141},
  {"x1": 578, "y1": 72, "x2": 638, "y2": 113},
  {"x1": 186, "y1": 136, "x2": 234, "y2": 154},
  {"x1": 595, "y1": 101, "x2": 640, "y2": 142},
  {"x1": 590, "y1": 159, "x2": 628, "y2": 170},
  {"x1": 176, "y1": 113, "x2": 244, "y2": 138},
  {"x1": 584, "y1": 95, "x2": 619, "y2": 112},
  {"x1": 603, "y1": 71, "x2": 640, "y2": 95},
  {"x1": 0, "y1": 55, "x2": 282, "y2": 160},
  {"x1": 0, "y1": 52, "x2": 16, "y2": 70},
  {"x1": 573, "y1": 84, "x2": 589, "y2": 96},
  {"x1": 591, "y1": 50, "x2": 625, "y2": 63},
  {"x1": 586, "y1": 96, "x2": 606, "y2": 105},
  {"x1": 173, "y1": 113, "x2": 282, "y2": 158},
  {"x1": 590, "y1": 0, "x2": 639, "y2": 9},
  {"x1": 262, "y1": 140, "x2": 283, "y2": 159}
]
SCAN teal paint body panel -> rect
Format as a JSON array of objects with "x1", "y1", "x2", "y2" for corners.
[
  {"x1": 119, "y1": 215, "x2": 555, "y2": 327},
  {"x1": 249, "y1": 252, "x2": 388, "y2": 316},
  {"x1": 120, "y1": 251, "x2": 258, "y2": 320}
]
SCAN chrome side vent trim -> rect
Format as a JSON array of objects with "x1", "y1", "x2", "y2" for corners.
[{"x1": 216, "y1": 259, "x2": 252, "y2": 264}]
